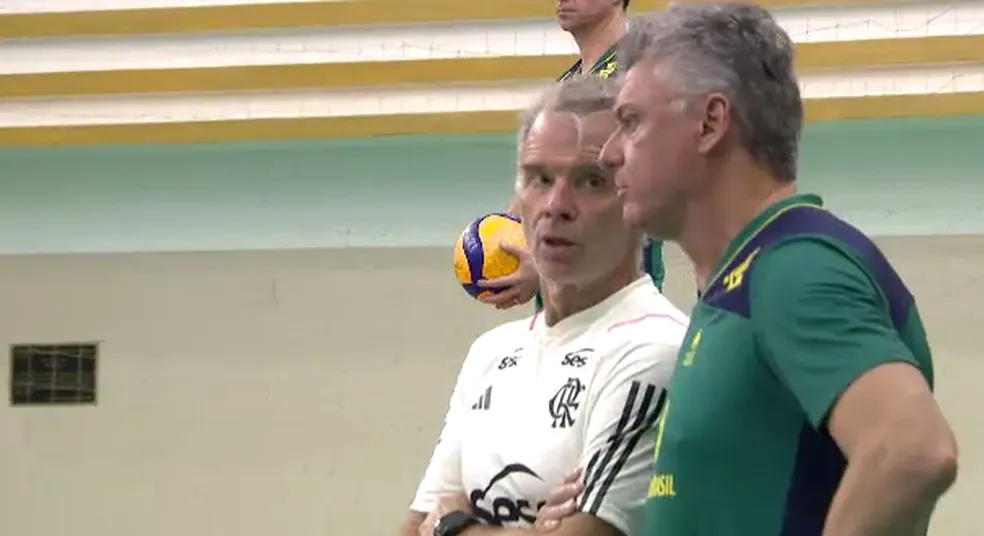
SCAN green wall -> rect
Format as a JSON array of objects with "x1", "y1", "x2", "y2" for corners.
[{"x1": 1, "y1": 114, "x2": 982, "y2": 254}]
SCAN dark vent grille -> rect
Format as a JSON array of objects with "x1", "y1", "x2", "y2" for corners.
[{"x1": 10, "y1": 343, "x2": 98, "y2": 406}]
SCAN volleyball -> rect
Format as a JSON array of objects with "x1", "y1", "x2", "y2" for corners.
[{"x1": 454, "y1": 213, "x2": 528, "y2": 299}]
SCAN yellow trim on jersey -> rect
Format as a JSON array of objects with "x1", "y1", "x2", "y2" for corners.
[{"x1": 703, "y1": 202, "x2": 824, "y2": 294}]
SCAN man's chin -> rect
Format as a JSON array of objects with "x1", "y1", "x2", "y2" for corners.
[
  {"x1": 555, "y1": 18, "x2": 581, "y2": 33},
  {"x1": 621, "y1": 204, "x2": 648, "y2": 231},
  {"x1": 624, "y1": 204, "x2": 674, "y2": 240},
  {"x1": 536, "y1": 262, "x2": 584, "y2": 287}
]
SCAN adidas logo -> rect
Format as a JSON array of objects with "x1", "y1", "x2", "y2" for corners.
[{"x1": 471, "y1": 385, "x2": 492, "y2": 411}]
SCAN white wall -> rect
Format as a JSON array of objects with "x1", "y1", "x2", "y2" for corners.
[
  {"x1": 0, "y1": 239, "x2": 981, "y2": 535},
  {"x1": 0, "y1": 248, "x2": 516, "y2": 536}
]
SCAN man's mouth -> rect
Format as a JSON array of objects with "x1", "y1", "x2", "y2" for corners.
[{"x1": 541, "y1": 236, "x2": 576, "y2": 248}]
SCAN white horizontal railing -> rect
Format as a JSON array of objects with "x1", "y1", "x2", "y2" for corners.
[
  {"x1": 0, "y1": 0, "x2": 319, "y2": 13},
  {"x1": 0, "y1": 3, "x2": 980, "y2": 74},
  {"x1": 1, "y1": 66, "x2": 980, "y2": 127}
]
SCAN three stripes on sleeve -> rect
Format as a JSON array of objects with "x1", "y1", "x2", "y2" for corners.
[{"x1": 578, "y1": 381, "x2": 667, "y2": 515}]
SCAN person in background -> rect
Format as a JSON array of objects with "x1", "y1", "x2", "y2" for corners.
[
  {"x1": 399, "y1": 76, "x2": 686, "y2": 536},
  {"x1": 478, "y1": 0, "x2": 666, "y2": 311},
  {"x1": 535, "y1": 4, "x2": 959, "y2": 535}
]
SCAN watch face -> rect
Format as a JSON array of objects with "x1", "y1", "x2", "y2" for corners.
[{"x1": 434, "y1": 510, "x2": 476, "y2": 536}]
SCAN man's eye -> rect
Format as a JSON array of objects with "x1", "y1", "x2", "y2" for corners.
[
  {"x1": 529, "y1": 174, "x2": 552, "y2": 186},
  {"x1": 579, "y1": 172, "x2": 608, "y2": 189}
]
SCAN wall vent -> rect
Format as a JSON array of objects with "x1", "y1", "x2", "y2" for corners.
[{"x1": 9, "y1": 343, "x2": 98, "y2": 406}]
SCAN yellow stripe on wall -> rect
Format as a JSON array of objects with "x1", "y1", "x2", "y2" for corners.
[
  {"x1": 1, "y1": 36, "x2": 981, "y2": 98},
  {"x1": 0, "y1": 93, "x2": 981, "y2": 147},
  {"x1": 0, "y1": 0, "x2": 910, "y2": 39},
  {"x1": 0, "y1": 57, "x2": 572, "y2": 98}
]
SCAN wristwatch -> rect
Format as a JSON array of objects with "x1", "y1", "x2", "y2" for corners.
[{"x1": 432, "y1": 510, "x2": 479, "y2": 536}]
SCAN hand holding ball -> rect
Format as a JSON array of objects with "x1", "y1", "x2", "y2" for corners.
[{"x1": 454, "y1": 213, "x2": 528, "y2": 300}]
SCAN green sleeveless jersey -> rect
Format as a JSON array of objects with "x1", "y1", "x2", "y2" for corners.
[{"x1": 643, "y1": 194, "x2": 933, "y2": 535}]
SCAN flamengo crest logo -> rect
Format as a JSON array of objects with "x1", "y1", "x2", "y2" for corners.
[{"x1": 548, "y1": 377, "x2": 585, "y2": 428}]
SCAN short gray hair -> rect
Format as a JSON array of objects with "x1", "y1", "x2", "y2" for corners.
[
  {"x1": 621, "y1": 2, "x2": 803, "y2": 182},
  {"x1": 518, "y1": 75, "x2": 617, "y2": 146}
]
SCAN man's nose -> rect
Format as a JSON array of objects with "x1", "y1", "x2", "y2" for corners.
[
  {"x1": 543, "y1": 179, "x2": 577, "y2": 221},
  {"x1": 600, "y1": 131, "x2": 624, "y2": 169}
]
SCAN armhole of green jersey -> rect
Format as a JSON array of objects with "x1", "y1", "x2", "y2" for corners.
[{"x1": 645, "y1": 240, "x2": 665, "y2": 291}]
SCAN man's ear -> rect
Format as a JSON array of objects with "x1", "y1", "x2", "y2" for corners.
[{"x1": 696, "y1": 93, "x2": 731, "y2": 155}]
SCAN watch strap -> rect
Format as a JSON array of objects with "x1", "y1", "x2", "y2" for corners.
[{"x1": 433, "y1": 510, "x2": 479, "y2": 536}]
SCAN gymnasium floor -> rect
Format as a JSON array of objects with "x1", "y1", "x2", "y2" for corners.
[{"x1": 0, "y1": 236, "x2": 978, "y2": 535}]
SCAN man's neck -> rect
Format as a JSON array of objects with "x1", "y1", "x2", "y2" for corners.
[
  {"x1": 679, "y1": 162, "x2": 797, "y2": 290},
  {"x1": 571, "y1": 13, "x2": 626, "y2": 73},
  {"x1": 541, "y1": 261, "x2": 642, "y2": 327}
]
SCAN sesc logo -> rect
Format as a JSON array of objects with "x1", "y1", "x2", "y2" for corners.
[
  {"x1": 497, "y1": 347, "x2": 523, "y2": 370},
  {"x1": 470, "y1": 463, "x2": 547, "y2": 526},
  {"x1": 560, "y1": 348, "x2": 593, "y2": 368}
]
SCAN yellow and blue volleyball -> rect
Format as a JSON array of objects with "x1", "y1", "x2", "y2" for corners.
[{"x1": 454, "y1": 213, "x2": 527, "y2": 299}]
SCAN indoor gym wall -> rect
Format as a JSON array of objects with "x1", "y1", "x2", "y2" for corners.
[
  {"x1": 1, "y1": 116, "x2": 983, "y2": 536},
  {"x1": 1, "y1": 114, "x2": 984, "y2": 255}
]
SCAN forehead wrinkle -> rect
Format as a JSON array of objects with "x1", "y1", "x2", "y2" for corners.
[
  {"x1": 522, "y1": 111, "x2": 577, "y2": 162},
  {"x1": 522, "y1": 110, "x2": 616, "y2": 165},
  {"x1": 538, "y1": 111, "x2": 582, "y2": 142}
]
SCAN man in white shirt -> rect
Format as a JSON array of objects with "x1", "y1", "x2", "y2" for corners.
[{"x1": 399, "y1": 77, "x2": 688, "y2": 536}]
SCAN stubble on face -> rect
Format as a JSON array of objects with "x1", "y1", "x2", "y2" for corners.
[{"x1": 611, "y1": 60, "x2": 697, "y2": 241}]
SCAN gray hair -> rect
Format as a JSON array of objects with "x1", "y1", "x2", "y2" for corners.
[
  {"x1": 621, "y1": 2, "x2": 803, "y2": 182},
  {"x1": 518, "y1": 75, "x2": 618, "y2": 147}
]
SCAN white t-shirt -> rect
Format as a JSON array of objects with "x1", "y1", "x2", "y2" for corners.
[{"x1": 410, "y1": 277, "x2": 688, "y2": 535}]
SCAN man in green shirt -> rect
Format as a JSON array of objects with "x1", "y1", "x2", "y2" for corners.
[
  {"x1": 477, "y1": 0, "x2": 665, "y2": 310},
  {"x1": 536, "y1": 3, "x2": 959, "y2": 535}
]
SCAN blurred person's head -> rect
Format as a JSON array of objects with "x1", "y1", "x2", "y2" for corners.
[{"x1": 556, "y1": 0, "x2": 629, "y2": 35}]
